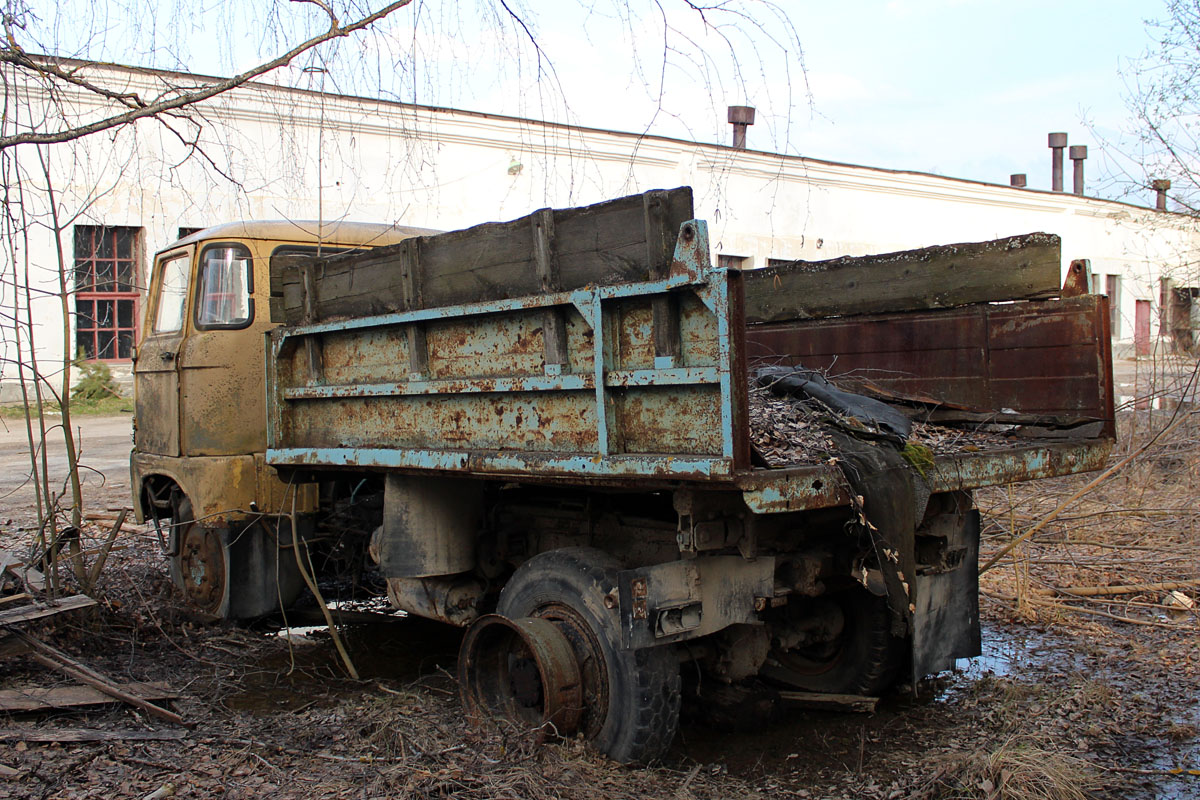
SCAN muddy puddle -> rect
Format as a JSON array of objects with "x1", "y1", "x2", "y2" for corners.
[{"x1": 222, "y1": 613, "x2": 464, "y2": 713}]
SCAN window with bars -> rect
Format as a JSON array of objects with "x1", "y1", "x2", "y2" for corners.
[{"x1": 73, "y1": 225, "x2": 141, "y2": 361}]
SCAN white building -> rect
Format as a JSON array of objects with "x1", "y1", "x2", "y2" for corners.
[{"x1": 2, "y1": 58, "x2": 1198, "y2": 401}]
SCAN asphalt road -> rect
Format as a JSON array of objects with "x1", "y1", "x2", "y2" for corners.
[{"x1": 0, "y1": 413, "x2": 134, "y2": 526}]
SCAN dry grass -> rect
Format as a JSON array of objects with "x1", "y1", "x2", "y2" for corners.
[
  {"x1": 912, "y1": 737, "x2": 1104, "y2": 800},
  {"x1": 977, "y1": 408, "x2": 1200, "y2": 631}
]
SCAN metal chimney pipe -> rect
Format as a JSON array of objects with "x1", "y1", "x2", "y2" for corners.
[
  {"x1": 727, "y1": 106, "x2": 756, "y2": 150},
  {"x1": 1010, "y1": 174, "x2": 1027, "y2": 188},
  {"x1": 1152, "y1": 178, "x2": 1171, "y2": 211},
  {"x1": 1069, "y1": 145, "x2": 1087, "y2": 195},
  {"x1": 1048, "y1": 132, "x2": 1068, "y2": 192}
]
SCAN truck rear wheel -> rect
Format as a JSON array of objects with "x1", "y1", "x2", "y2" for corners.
[
  {"x1": 493, "y1": 547, "x2": 680, "y2": 763},
  {"x1": 762, "y1": 589, "x2": 903, "y2": 696}
]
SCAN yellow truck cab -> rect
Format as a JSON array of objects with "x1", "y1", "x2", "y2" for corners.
[{"x1": 130, "y1": 220, "x2": 433, "y2": 617}]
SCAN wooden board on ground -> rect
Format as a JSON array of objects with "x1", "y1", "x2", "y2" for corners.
[
  {"x1": 1, "y1": 556, "x2": 46, "y2": 593},
  {"x1": 744, "y1": 232, "x2": 1062, "y2": 324},
  {"x1": 0, "y1": 594, "x2": 96, "y2": 626},
  {"x1": 0, "y1": 728, "x2": 188, "y2": 743},
  {"x1": 0, "y1": 683, "x2": 179, "y2": 713},
  {"x1": 271, "y1": 187, "x2": 695, "y2": 324},
  {"x1": 777, "y1": 691, "x2": 879, "y2": 713}
]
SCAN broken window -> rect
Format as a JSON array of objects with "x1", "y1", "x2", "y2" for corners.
[{"x1": 73, "y1": 225, "x2": 141, "y2": 361}]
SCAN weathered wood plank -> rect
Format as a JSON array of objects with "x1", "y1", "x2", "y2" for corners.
[
  {"x1": 14, "y1": 631, "x2": 187, "y2": 727},
  {"x1": 646, "y1": 190, "x2": 681, "y2": 363},
  {"x1": 0, "y1": 553, "x2": 45, "y2": 593},
  {"x1": 777, "y1": 691, "x2": 879, "y2": 713},
  {"x1": 744, "y1": 232, "x2": 1062, "y2": 324},
  {"x1": 0, "y1": 683, "x2": 178, "y2": 713},
  {"x1": 0, "y1": 728, "x2": 188, "y2": 743},
  {"x1": 273, "y1": 188, "x2": 695, "y2": 324},
  {"x1": 0, "y1": 594, "x2": 96, "y2": 626}
]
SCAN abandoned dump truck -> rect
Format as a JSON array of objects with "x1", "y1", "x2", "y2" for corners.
[{"x1": 131, "y1": 188, "x2": 1114, "y2": 763}]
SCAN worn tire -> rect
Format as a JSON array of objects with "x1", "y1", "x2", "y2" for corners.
[
  {"x1": 496, "y1": 547, "x2": 680, "y2": 764},
  {"x1": 762, "y1": 589, "x2": 903, "y2": 696}
]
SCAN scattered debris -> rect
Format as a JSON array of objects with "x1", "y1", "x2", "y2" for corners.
[{"x1": 748, "y1": 382, "x2": 1021, "y2": 468}]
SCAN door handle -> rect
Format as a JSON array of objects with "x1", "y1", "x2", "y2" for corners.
[{"x1": 160, "y1": 351, "x2": 176, "y2": 362}]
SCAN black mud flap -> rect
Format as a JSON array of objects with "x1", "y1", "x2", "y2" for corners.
[{"x1": 910, "y1": 509, "x2": 981, "y2": 678}]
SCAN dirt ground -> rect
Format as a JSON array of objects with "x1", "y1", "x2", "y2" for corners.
[{"x1": 0, "y1": 405, "x2": 1196, "y2": 800}]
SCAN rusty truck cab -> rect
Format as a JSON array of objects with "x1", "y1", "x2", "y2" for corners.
[{"x1": 130, "y1": 220, "x2": 431, "y2": 616}]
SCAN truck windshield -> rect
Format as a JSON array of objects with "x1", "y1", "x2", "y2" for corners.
[
  {"x1": 153, "y1": 254, "x2": 190, "y2": 333},
  {"x1": 196, "y1": 245, "x2": 252, "y2": 328}
]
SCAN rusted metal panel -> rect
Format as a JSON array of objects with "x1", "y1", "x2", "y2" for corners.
[
  {"x1": 1061, "y1": 258, "x2": 1092, "y2": 297},
  {"x1": 738, "y1": 438, "x2": 1114, "y2": 514},
  {"x1": 747, "y1": 295, "x2": 1113, "y2": 426},
  {"x1": 267, "y1": 219, "x2": 746, "y2": 482},
  {"x1": 130, "y1": 452, "x2": 259, "y2": 524}
]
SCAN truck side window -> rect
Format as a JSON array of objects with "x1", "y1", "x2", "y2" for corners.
[
  {"x1": 196, "y1": 244, "x2": 253, "y2": 329},
  {"x1": 153, "y1": 254, "x2": 190, "y2": 333}
]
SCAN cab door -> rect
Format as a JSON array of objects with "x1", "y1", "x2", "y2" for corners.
[
  {"x1": 177, "y1": 241, "x2": 265, "y2": 456},
  {"x1": 134, "y1": 247, "x2": 193, "y2": 456}
]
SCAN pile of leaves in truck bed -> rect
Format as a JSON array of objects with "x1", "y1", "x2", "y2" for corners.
[{"x1": 748, "y1": 383, "x2": 1019, "y2": 467}]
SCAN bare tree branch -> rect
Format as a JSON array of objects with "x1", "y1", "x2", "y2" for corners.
[{"x1": 0, "y1": 0, "x2": 414, "y2": 151}]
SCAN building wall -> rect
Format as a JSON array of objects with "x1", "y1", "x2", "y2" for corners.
[{"x1": 3, "y1": 60, "x2": 1198, "y2": 402}]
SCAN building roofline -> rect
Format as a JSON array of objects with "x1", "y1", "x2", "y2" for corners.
[{"x1": 33, "y1": 54, "x2": 1191, "y2": 219}]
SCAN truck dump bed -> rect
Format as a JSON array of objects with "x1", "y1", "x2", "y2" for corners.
[{"x1": 265, "y1": 188, "x2": 1114, "y2": 509}]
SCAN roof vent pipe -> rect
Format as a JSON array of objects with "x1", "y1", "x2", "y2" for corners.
[
  {"x1": 728, "y1": 106, "x2": 756, "y2": 150},
  {"x1": 1048, "y1": 132, "x2": 1068, "y2": 192},
  {"x1": 1010, "y1": 174, "x2": 1027, "y2": 188},
  {"x1": 1152, "y1": 178, "x2": 1171, "y2": 211},
  {"x1": 1069, "y1": 145, "x2": 1088, "y2": 195}
]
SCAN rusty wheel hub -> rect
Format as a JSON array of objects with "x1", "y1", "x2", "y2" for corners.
[
  {"x1": 178, "y1": 523, "x2": 227, "y2": 615},
  {"x1": 458, "y1": 614, "x2": 584, "y2": 738},
  {"x1": 526, "y1": 602, "x2": 609, "y2": 740}
]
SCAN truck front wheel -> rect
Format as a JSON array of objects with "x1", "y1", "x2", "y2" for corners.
[
  {"x1": 494, "y1": 547, "x2": 680, "y2": 763},
  {"x1": 169, "y1": 496, "x2": 302, "y2": 620},
  {"x1": 170, "y1": 496, "x2": 228, "y2": 616}
]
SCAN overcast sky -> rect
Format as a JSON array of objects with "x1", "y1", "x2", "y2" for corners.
[{"x1": 28, "y1": 0, "x2": 1168, "y2": 200}]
